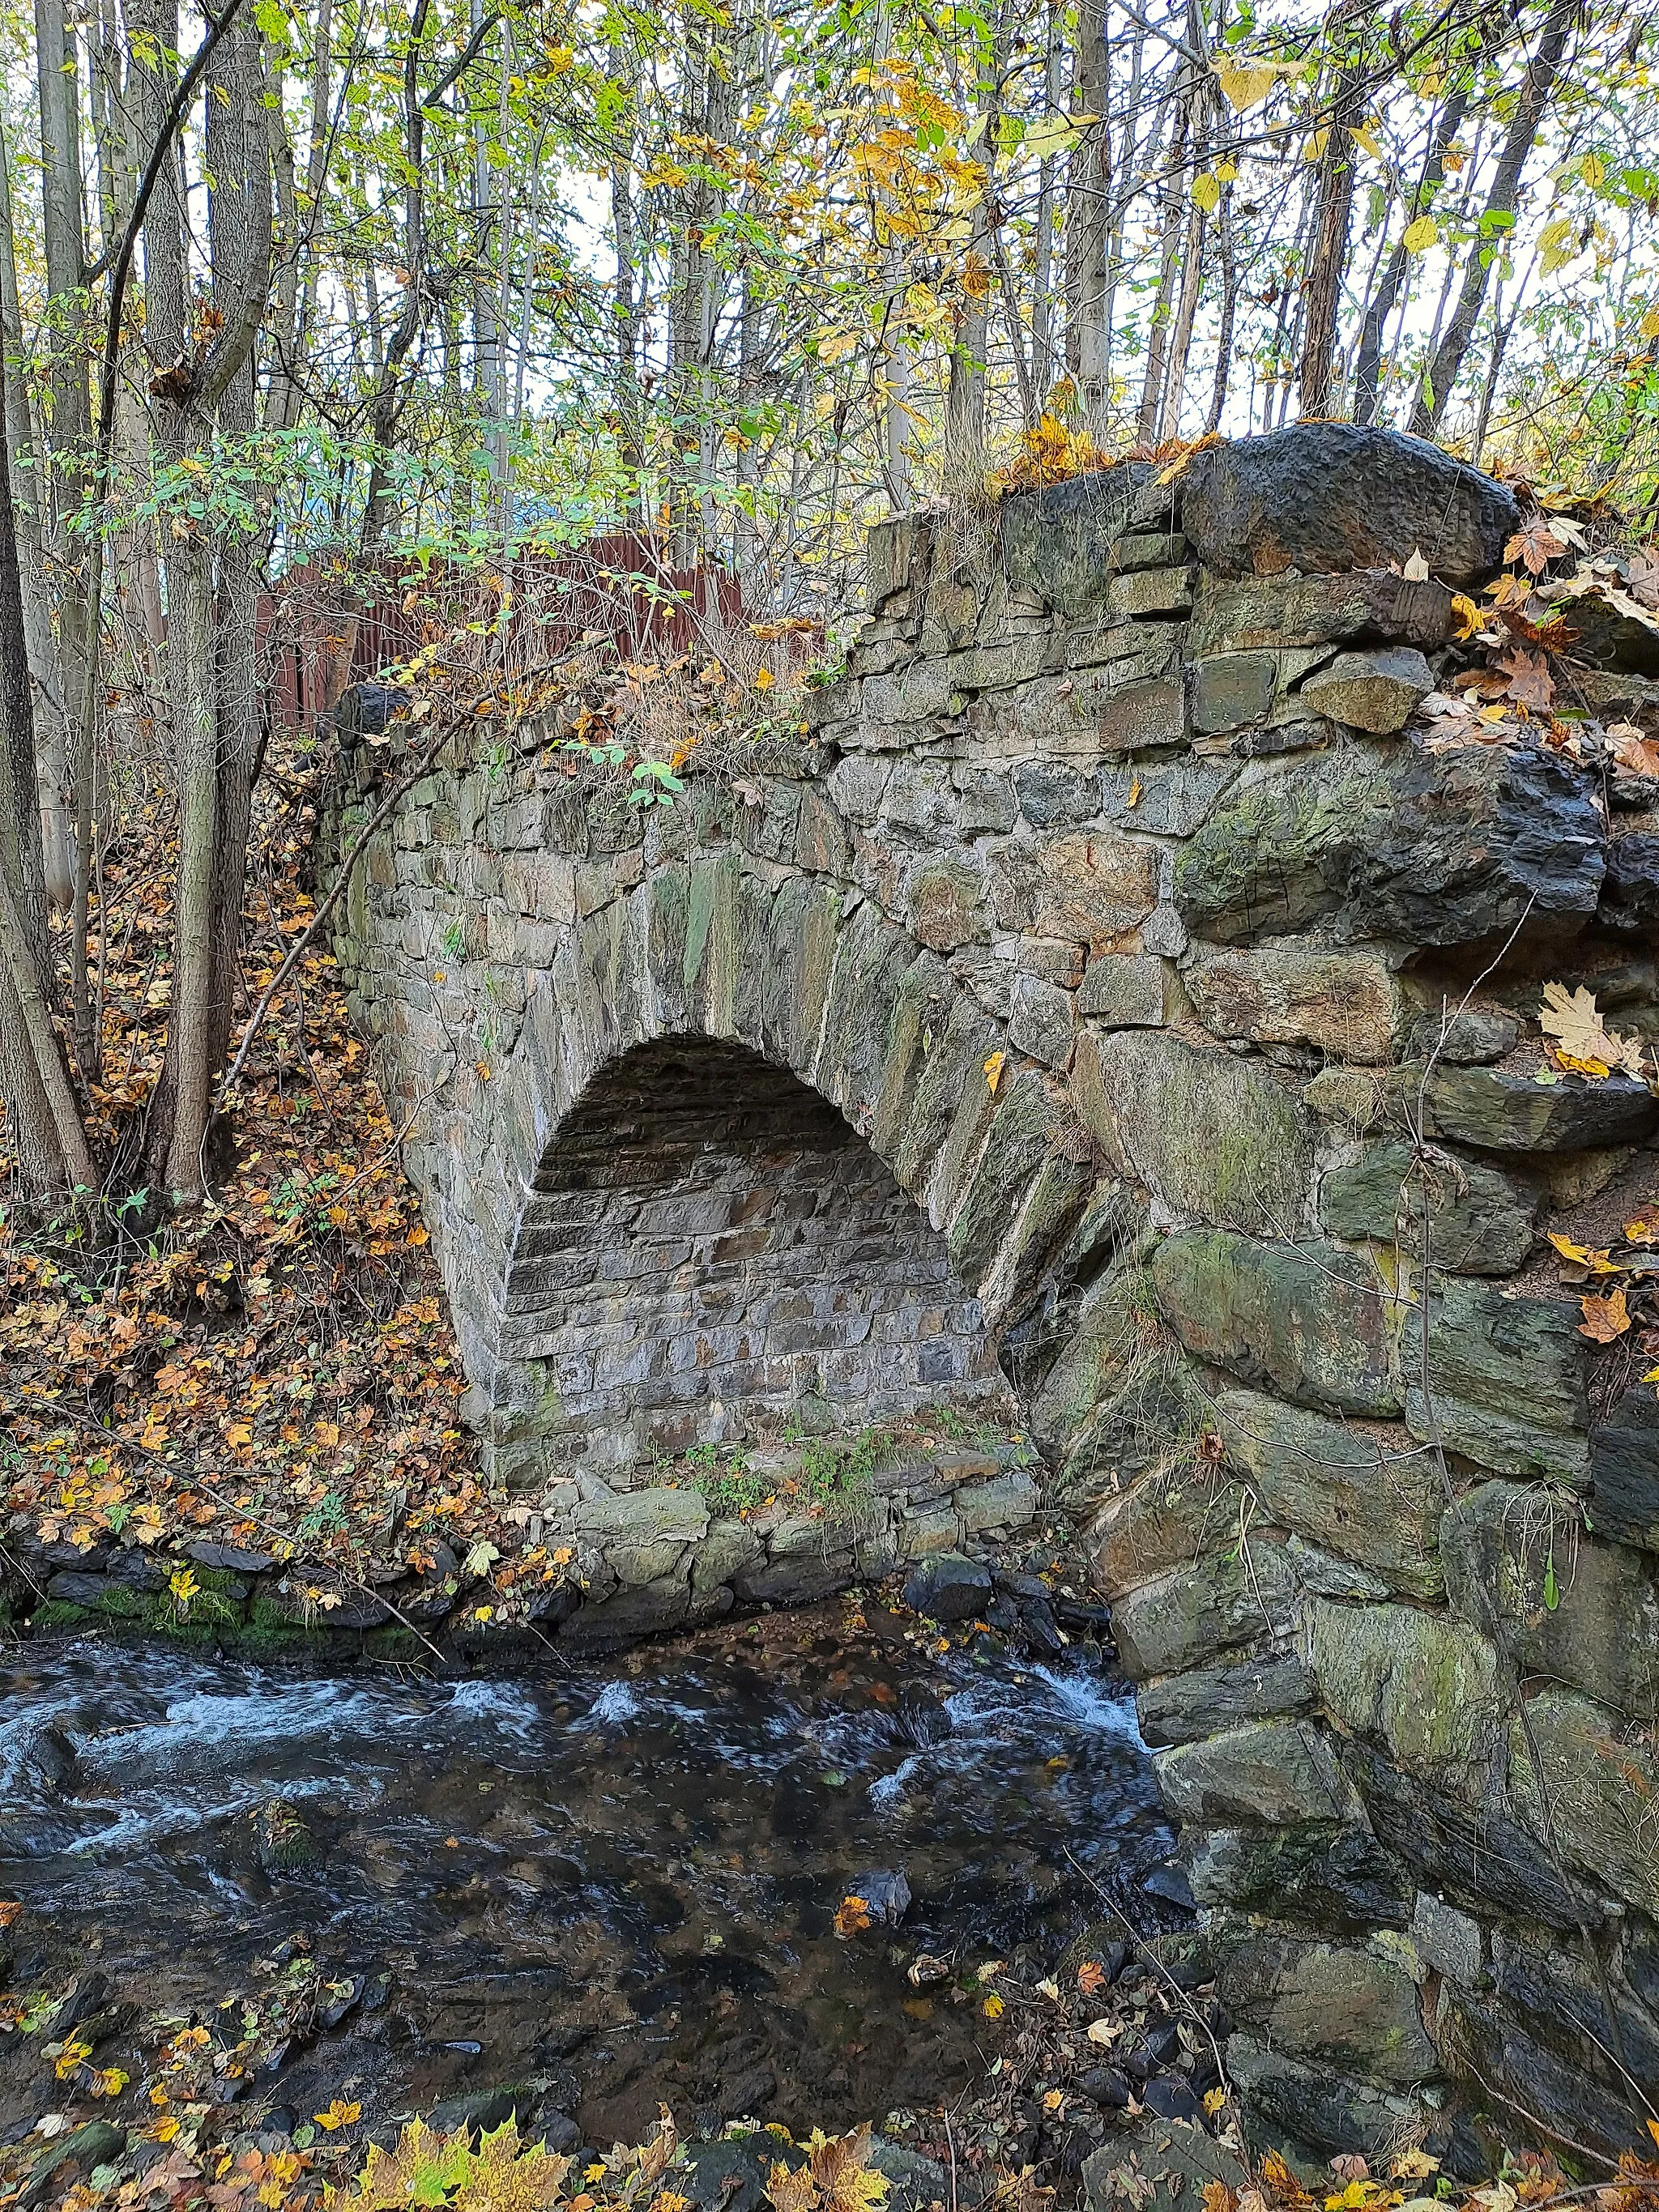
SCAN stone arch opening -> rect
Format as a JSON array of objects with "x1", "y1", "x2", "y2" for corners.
[{"x1": 496, "y1": 1035, "x2": 1020, "y2": 1476}]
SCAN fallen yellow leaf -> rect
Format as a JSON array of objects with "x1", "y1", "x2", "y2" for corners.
[{"x1": 1579, "y1": 1287, "x2": 1631, "y2": 1341}]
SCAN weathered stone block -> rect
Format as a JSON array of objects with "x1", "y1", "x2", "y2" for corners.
[
  {"x1": 984, "y1": 831, "x2": 1158, "y2": 946},
  {"x1": 1405, "y1": 1276, "x2": 1589, "y2": 1483},
  {"x1": 1189, "y1": 569, "x2": 1456, "y2": 656},
  {"x1": 1307, "y1": 1596, "x2": 1503, "y2": 1781},
  {"x1": 1152, "y1": 1230, "x2": 1404, "y2": 1417},
  {"x1": 1073, "y1": 1031, "x2": 1314, "y2": 1234},
  {"x1": 1176, "y1": 743, "x2": 1606, "y2": 950},
  {"x1": 1319, "y1": 1141, "x2": 1535, "y2": 1275},
  {"x1": 1007, "y1": 971, "x2": 1075, "y2": 1069},
  {"x1": 1110, "y1": 1541, "x2": 1295, "y2": 1678},
  {"x1": 1186, "y1": 940, "x2": 1401, "y2": 1064},
  {"x1": 1589, "y1": 1384, "x2": 1659, "y2": 1552},
  {"x1": 1188, "y1": 1820, "x2": 1412, "y2": 1927},
  {"x1": 1076, "y1": 953, "x2": 1171, "y2": 1026},
  {"x1": 999, "y1": 467, "x2": 1161, "y2": 616},
  {"x1": 906, "y1": 856, "x2": 987, "y2": 952},
  {"x1": 1424, "y1": 1064, "x2": 1659, "y2": 1152},
  {"x1": 1192, "y1": 651, "x2": 1278, "y2": 735},
  {"x1": 1507, "y1": 1684, "x2": 1659, "y2": 1917},
  {"x1": 1441, "y1": 1481, "x2": 1659, "y2": 1716},
  {"x1": 1156, "y1": 1717, "x2": 1361, "y2": 1825},
  {"x1": 1218, "y1": 1933, "x2": 1439, "y2": 2084},
  {"x1": 1091, "y1": 1471, "x2": 1246, "y2": 1597},
  {"x1": 1299, "y1": 646, "x2": 1434, "y2": 733},
  {"x1": 1218, "y1": 1387, "x2": 1442, "y2": 1596},
  {"x1": 1107, "y1": 565, "x2": 1194, "y2": 620},
  {"x1": 1136, "y1": 1652, "x2": 1316, "y2": 1745},
  {"x1": 1181, "y1": 423, "x2": 1520, "y2": 586}
]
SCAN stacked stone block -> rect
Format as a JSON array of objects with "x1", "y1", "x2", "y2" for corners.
[{"x1": 324, "y1": 423, "x2": 1659, "y2": 2163}]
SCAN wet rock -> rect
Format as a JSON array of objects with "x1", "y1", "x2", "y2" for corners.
[
  {"x1": 50, "y1": 1968, "x2": 113, "y2": 2033},
  {"x1": 1179, "y1": 424, "x2": 1519, "y2": 586},
  {"x1": 844, "y1": 1869, "x2": 911, "y2": 1924},
  {"x1": 19, "y1": 2120, "x2": 126, "y2": 2210},
  {"x1": 1135, "y1": 1654, "x2": 1316, "y2": 1748},
  {"x1": 868, "y1": 2142, "x2": 969, "y2": 2212},
  {"x1": 251, "y1": 1798, "x2": 319, "y2": 1877},
  {"x1": 17, "y1": 1720, "x2": 78, "y2": 1790},
  {"x1": 1186, "y1": 1820, "x2": 1412, "y2": 1929},
  {"x1": 1143, "y1": 1863, "x2": 1196, "y2": 1912},
  {"x1": 902, "y1": 1552, "x2": 992, "y2": 1622},
  {"x1": 1140, "y1": 2078, "x2": 1205, "y2": 2126},
  {"x1": 680, "y1": 2140, "x2": 772, "y2": 2212},
  {"x1": 1077, "y1": 2065, "x2": 1132, "y2": 2109},
  {"x1": 1424, "y1": 1063, "x2": 1659, "y2": 1153},
  {"x1": 536, "y1": 2113, "x2": 579, "y2": 2154},
  {"x1": 426, "y1": 2086, "x2": 529, "y2": 2138},
  {"x1": 719, "y1": 2062, "x2": 778, "y2": 2116},
  {"x1": 894, "y1": 1689, "x2": 952, "y2": 1747},
  {"x1": 1317, "y1": 1141, "x2": 1535, "y2": 1275},
  {"x1": 1224, "y1": 2034, "x2": 1424, "y2": 2159},
  {"x1": 1157, "y1": 1719, "x2": 1360, "y2": 1827},
  {"x1": 1217, "y1": 1933, "x2": 1438, "y2": 2084},
  {"x1": 1082, "y1": 2118, "x2": 1251, "y2": 2212},
  {"x1": 1601, "y1": 832, "x2": 1659, "y2": 931},
  {"x1": 46, "y1": 1570, "x2": 115, "y2": 1609},
  {"x1": 187, "y1": 1541, "x2": 277, "y2": 1575}
]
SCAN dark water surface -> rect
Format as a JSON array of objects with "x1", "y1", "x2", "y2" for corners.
[{"x1": 0, "y1": 1612, "x2": 1172, "y2": 2144}]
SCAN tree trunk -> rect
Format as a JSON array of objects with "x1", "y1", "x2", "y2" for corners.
[
  {"x1": 1136, "y1": 101, "x2": 1188, "y2": 447},
  {"x1": 1299, "y1": 45, "x2": 1366, "y2": 420},
  {"x1": 1352, "y1": 75, "x2": 1475, "y2": 425},
  {"x1": 1066, "y1": 0, "x2": 1111, "y2": 435},
  {"x1": 1410, "y1": 0, "x2": 1575, "y2": 439}
]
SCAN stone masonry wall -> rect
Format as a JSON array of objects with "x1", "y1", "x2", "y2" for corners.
[{"x1": 323, "y1": 423, "x2": 1659, "y2": 2168}]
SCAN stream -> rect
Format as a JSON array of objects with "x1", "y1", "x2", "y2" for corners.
[{"x1": 0, "y1": 1606, "x2": 1175, "y2": 2152}]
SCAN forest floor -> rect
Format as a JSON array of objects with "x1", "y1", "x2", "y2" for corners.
[{"x1": 0, "y1": 726, "x2": 503, "y2": 1606}]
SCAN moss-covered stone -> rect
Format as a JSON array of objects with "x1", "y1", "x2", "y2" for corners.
[
  {"x1": 1507, "y1": 1684, "x2": 1659, "y2": 1917},
  {"x1": 1319, "y1": 1140, "x2": 1535, "y2": 1275},
  {"x1": 1306, "y1": 1596, "x2": 1503, "y2": 1781},
  {"x1": 1217, "y1": 1933, "x2": 1439, "y2": 2086},
  {"x1": 1156, "y1": 1717, "x2": 1361, "y2": 1825},
  {"x1": 1152, "y1": 1230, "x2": 1405, "y2": 1417},
  {"x1": 1442, "y1": 1482, "x2": 1659, "y2": 1718},
  {"x1": 1073, "y1": 1030, "x2": 1313, "y2": 1234},
  {"x1": 1218, "y1": 1387, "x2": 1442, "y2": 1596}
]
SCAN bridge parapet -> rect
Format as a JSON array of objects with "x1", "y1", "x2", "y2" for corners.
[{"x1": 326, "y1": 423, "x2": 1659, "y2": 2163}]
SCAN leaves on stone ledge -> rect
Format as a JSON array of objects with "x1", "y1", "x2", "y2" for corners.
[
  {"x1": 1537, "y1": 982, "x2": 1649, "y2": 1080},
  {"x1": 1579, "y1": 1287, "x2": 1632, "y2": 1341}
]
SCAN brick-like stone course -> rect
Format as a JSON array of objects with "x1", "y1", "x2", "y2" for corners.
[{"x1": 315, "y1": 423, "x2": 1659, "y2": 2168}]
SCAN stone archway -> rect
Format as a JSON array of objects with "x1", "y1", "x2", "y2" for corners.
[{"x1": 493, "y1": 1034, "x2": 1017, "y2": 1481}]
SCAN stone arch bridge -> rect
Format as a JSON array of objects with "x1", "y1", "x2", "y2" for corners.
[{"x1": 326, "y1": 424, "x2": 1659, "y2": 2167}]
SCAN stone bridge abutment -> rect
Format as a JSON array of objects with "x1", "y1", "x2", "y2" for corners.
[{"x1": 326, "y1": 424, "x2": 1659, "y2": 2168}]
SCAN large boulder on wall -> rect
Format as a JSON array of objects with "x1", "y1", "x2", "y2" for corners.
[{"x1": 1179, "y1": 422, "x2": 1521, "y2": 586}]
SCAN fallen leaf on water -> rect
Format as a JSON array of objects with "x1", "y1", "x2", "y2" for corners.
[
  {"x1": 1579, "y1": 1288, "x2": 1631, "y2": 1341},
  {"x1": 0, "y1": 1901, "x2": 20, "y2": 1928},
  {"x1": 834, "y1": 1894, "x2": 873, "y2": 1938}
]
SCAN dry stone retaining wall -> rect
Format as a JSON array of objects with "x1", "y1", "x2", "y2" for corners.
[{"x1": 322, "y1": 424, "x2": 1659, "y2": 2168}]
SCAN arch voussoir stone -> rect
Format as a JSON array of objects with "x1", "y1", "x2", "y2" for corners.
[{"x1": 324, "y1": 424, "x2": 1659, "y2": 2162}]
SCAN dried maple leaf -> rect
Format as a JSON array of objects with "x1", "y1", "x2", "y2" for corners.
[
  {"x1": 1505, "y1": 519, "x2": 1567, "y2": 576},
  {"x1": 1077, "y1": 1958, "x2": 1107, "y2": 1996},
  {"x1": 1538, "y1": 982, "x2": 1648, "y2": 1079},
  {"x1": 1579, "y1": 1288, "x2": 1632, "y2": 1341},
  {"x1": 1495, "y1": 646, "x2": 1555, "y2": 712},
  {"x1": 1608, "y1": 726, "x2": 1659, "y2": 779},
  {"x1": 1627, "y1": 549, "x2": 1659, "y2": 612}
]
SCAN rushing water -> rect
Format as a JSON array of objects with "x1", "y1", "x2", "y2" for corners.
[{"x1": 0, "y1": 1610, "x2": 1174, "y2": 2147}]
